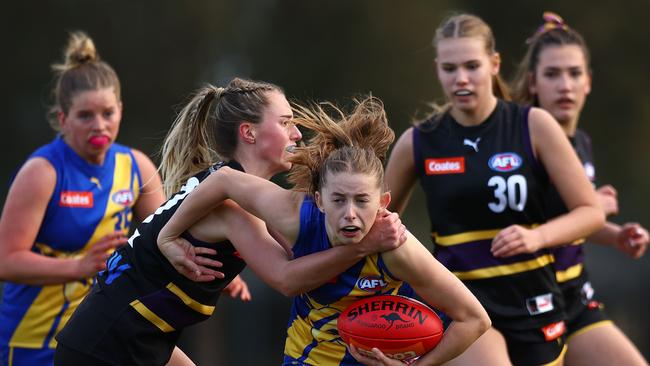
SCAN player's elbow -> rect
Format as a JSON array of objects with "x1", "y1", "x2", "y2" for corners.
[
  {"x1": 477, "y1": 311, "x2": 491, "y2": 334},
  {"x1": 275, "y1": 282, "x2": 302, "y2": 297}
]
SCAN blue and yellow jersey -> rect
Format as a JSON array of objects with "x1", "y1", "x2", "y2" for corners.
[
  {"x1": 0, "y1": 135, "x2": 142, "y2": 350},
  {"x1": 283, "y1": 198, "x2": 410, "y2": 366}
]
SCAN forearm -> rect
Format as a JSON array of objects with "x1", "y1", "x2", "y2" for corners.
[
  {"x1": 587, "y1": 222, "x2": 621, "y2": 246},
  {"x1": 537, "y1": 206, "x2": 605, "y2": 249},
  {"x1": 0, "y1": 251, "x2": 82, "y2": 285},
  {"x1": 416, "y1": 320, "x2": 488, "y2": 366},
  {"x1": 250, "y1": 244, "x2": 366, "y2": 296}
]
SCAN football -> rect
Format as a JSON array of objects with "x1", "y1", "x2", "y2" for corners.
[{"x1": 338, "y1": 294, "x2": 444, "y2": 362}]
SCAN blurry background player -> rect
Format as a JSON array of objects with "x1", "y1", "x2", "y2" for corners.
[
  {"x1": 385, "y1": 13, "x2": 605, "y2": 365},
  {"x1": 511, "y1": 11, "x2": 649, "y2": 366},
  {"x1": 54, "y1": 81, "x2": 407, "y2": 366},
  {"x1": 159, "y1": 96, "x2": 490, "y2": 366},
  {"x1": 0, "y1": 32, "x2": 165, "y2": 366}
]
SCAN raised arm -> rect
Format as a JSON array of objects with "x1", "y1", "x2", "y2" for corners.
[
  {"x1": 492, "y1": 108, "x2": 605, "y2": 257},
  {"x1": 385, "y1": 127, "x2": 418, "y2": 215},
  {"x1": 181, "y1": 199, "x2": 398, "y2": 296},
  {"x1": 377, "y1": 234, "x2": 491, "y2": 365},
  {"x1": 158, "y1": 166, "x2": 301, "y2": 245},
  {"x1": 0, "y1": 159, "x2": 124, "y2": 284}
]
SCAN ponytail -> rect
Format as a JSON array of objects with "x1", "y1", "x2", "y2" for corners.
[{"x1": 159, "y1": 85, "x2": 222, "y2": 197}]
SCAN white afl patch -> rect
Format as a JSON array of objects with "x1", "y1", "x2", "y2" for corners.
[
  {"x1": 526, "y1": 293, "x2": 554, "y2": 315},
  {"x1": 356, "y1": 276, "x2": 388, "y2": 292},
  {"x1": 112, "y1": 189, "x2": 135, "y2": 206},
  {"x1": 488, "y1": 152, "x2": 523, "y2": 172}
]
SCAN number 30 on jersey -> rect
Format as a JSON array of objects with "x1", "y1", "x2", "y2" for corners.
[{"x1": 488, "y1": 174, "x2": 528, "y2": 213}]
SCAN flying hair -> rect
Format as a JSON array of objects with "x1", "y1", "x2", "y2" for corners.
[{"x1": 287, "y1": 96, "x2": 394, "y2": 196}]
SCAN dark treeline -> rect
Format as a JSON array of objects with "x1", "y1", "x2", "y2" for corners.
[{"x1": 3, "y1": 1, "x2": 649, "y2": 363}]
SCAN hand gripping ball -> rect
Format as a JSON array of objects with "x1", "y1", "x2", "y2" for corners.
[{"x1": 338, "y1": 294, "x2": 444, "y2": 362}]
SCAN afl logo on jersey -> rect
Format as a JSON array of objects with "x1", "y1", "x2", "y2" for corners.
[
  {"x1": 357, "y1": 276, "x2": 388, "y2": 292},
  {"x1": 488, "y1": 153, "x2": 522, "y2": 172},
  {"x1": 112, "y1": 189, "x2": 135, "y2": 206}
]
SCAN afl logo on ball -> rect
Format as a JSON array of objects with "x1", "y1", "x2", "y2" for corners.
[
  {"x1": 356, "y1": 276, "x2": 388, "y2": 292},
  {"x1": 112, "y1": 189, "x2": 134, "y2": 206},
  {"x1": 488, "y1": 152, "x2": 522, "y2": 172}
]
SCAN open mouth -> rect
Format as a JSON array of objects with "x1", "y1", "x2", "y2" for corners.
[
  {"x1": 285, "y1": 145, "x2": 296, "y2": 153},
  {"x1": 340, "y1": 226, "x2": 361, "y2": 237},
  {"x1": 454, "y1": 90, "x2": 473, "y2": 97}
]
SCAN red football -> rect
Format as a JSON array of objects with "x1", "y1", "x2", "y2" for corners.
[{"x1": 338, "y1": 294, "x2": 444, "y2": 362}]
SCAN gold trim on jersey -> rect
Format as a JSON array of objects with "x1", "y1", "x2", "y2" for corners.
[
  {"x1": 166, "y1": 283, "x2": 215, "y2": 315},
  {"x1": 555, "y1": 263, "x2": 584, "y2": 283},
  {"x1": 433, "y1": 224, "x2": 539, "y2": 246},
  {"x1": 567, "y1": 320, "x2": 612, "y2": 341},
  {"x1": 9, "y1": 285, "x2": 61, "y2": 348},
  {"x1": 453, "y1": 254, "x2": 554, "y2": 280},
  {"x1": 130, "y1": 300, "x2": 175, "y2": 333}
]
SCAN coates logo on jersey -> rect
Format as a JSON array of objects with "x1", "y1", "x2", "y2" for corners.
[
  {"x1": 356, "y1": 276, "x2": 388, "y2": 292},
  {"x1": 488, "y1": 153, "x2": 523, "y2": 172},
  {"x1": 60, "y1": 191, "x2": 93, "y2": 208},
  {"x1": 112, "y1": 189, "x2": 135, "y2": 207},
  {"x1": 425, "y1": 157, "x2": 465, "y2": 175}
]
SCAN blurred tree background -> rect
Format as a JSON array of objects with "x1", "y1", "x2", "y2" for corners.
[{"x1": 2, "y1": 0, "x2": 649, "y2": 364}]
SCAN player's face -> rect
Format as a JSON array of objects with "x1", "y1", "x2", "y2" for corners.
[
  {"x1": 436, "y1": 37, "x2": 500, "y2": 114},
  {"x1": 530, "y1": 45, "x2": 591, "y2": 126},
  {"x1": 59, "y1": 87, "x2": 122, "y2": 165},
  {"x1": 253, "y1": 90, "x2": 301, "y2": 176},
  {"x1": 315, "y1": 171, "x2": 388, "y2": 247}
]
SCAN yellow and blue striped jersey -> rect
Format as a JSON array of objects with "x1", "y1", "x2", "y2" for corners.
[
  {"x1": 283, "y1": 198, "x2": 411, "y2": 366},
  {"x1": 0, "y1": 136, "x2": 142, "y2": 350}
]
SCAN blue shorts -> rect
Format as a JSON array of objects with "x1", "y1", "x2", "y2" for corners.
[{"x1": 0, "y1": 345, "x2": 54, "y2": 366}]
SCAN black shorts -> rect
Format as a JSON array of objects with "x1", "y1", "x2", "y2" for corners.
[
  {"x1": 54, "y1": 344, "x2": 115, "y2": 366},
  {"x1": 560, "y1": 274, "x2": 609, "y2": 339},
  {"x1": 498, "y1": 323, "x2": 567, "y2": 365}
]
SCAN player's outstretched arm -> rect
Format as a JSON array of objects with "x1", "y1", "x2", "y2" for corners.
[{"x1": 381, "y1": 233, "x2": 491, "y2": 365}]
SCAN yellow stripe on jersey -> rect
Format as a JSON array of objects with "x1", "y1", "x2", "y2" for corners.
[
  {"x1": 166, "y1": 283, "x2": 215, "y2": 315},
  {"x1": 555, "y1": 263, "x2": 583, "y2": 283},
  {"x1": 84, "y1": 152, "x2": 138, "y2": 252},
  {"x1": 130, "y1": 300, "x2": 175, "y2": 333},
  {"x1": 453, "y1": 254, "x2": 554, "y2": 280},
  {"x1": 433, "y1": 224, "x2": 540, "y2": 246},
  {"x1": 433, "y1": 229, "x2": 500, "y2": 246},
  {"x1": 9, "y1": 285, "x2": 62, "y2": 348}
]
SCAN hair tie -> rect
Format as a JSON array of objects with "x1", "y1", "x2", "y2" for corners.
[{"x1": 526, "y1": 11, "x2": 570, "y2": 44}]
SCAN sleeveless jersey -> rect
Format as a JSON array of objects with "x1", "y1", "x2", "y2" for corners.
[
  {"x1": 546, "y1": 129, "x2": 595, "y2": 284},
  {"x1": 0, "y1": 135, "x2": 142, "y2": 350},
  {"x1": 283, "y1": 198, "x2": 410, "y2": 366},
  {"x1": 55, "y1": 161, "x2": 247, "y2": 365},
  {"x1": 413, "y1": 100, "x2": 564, "y2": 330}
]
